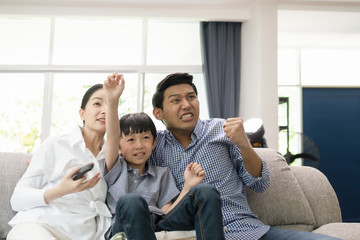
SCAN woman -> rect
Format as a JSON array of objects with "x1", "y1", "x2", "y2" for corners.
[{"x1": 7, "y1": 81, "x2": 124, "y2": 240}]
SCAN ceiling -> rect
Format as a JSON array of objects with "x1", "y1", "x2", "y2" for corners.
[
  {"x1": 2, "y1": 0, "x2": 360, "y2": 7},
  {"x1": 1, "y1": 0, "x2": 360, "y2": 47}
]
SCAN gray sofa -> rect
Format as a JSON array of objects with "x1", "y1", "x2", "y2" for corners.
[{"x1": 1, "y1": 148, "x2": 360, "y2": 239}]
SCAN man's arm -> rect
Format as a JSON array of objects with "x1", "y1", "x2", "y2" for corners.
[
  {"x1": 104, "y1": 73, "x2": 125, "y2": 172},
  {"x1": 223, "y1": 117, "x2": 262, "y2": 178}
]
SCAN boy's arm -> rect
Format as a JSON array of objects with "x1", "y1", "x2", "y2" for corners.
[
  {"x1": 161, "y1": 162, "x2": 205, "y2": 214},
  {"x1": 104, "y1": 73, "x2": 125, "y2": 172}
]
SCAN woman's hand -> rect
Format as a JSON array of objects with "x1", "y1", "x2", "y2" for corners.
[{"x1": 44, "y1": 166, "x2": 101, "y2": 204}]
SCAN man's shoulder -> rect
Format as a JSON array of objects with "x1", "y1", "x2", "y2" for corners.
[
  {"x1": 202, "y1": 118, "x2": 225, "y2": 126},
  {"x1": 198, "y1": 118, "x2": 226, "y2": 135}
]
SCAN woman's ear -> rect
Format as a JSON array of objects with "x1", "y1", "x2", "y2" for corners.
[
  {"x1": 79, "y1": 108, "x2": 85, "y2": 121},
  {"x1": 153, "y1": 108, "x2": 162, "y2": 120}
]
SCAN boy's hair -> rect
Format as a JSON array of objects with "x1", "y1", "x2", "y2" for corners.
[
  {"x1": 152, "y1": 73, "x2": 198, "y2": 110},
  {"x1": 119, "y1": 112, "x2": 157, "y2": 141}
]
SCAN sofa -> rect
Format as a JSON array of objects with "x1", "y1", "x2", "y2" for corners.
[{"x1": 1, "y1": 148, "x2": 360, "y2": 240}]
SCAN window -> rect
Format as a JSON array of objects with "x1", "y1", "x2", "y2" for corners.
[
  {"x1": 278, "y1": 48, "x2": 360, "y2": 165},
  {"x1": 52, "y1": 19, "x2": 143, "y2": 65},
  {"x1": 0, "y1": 18, "x2": 51, "y2": 64},
  {"x1": 0, "y1": 17, "x2": 208, "y2": 152},
  {"x1": 0, "y1": 74, "x2": 44, "y2": 152}
]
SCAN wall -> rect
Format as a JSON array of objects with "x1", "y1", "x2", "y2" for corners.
[{"x1": 241, "y1": 3, "x2": 279, "y2": 149}]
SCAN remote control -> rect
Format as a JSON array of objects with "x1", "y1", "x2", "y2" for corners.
[{"x1": 72, "y1": 163, "x2": 94, "y2": 181}]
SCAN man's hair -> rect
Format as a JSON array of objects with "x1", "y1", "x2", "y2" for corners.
[
  {"x1": 152, "y1": 73, "x2": 198, "y2": 110},
  {"x1": 119, "y1": 112, "x2": 157, "y2": 141}
]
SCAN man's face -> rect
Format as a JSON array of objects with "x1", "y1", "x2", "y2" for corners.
[{"x1": 153, "y1": 83, "x2": 199, "y2": 133}]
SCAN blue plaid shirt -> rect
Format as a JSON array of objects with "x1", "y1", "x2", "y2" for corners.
[{"x1": 149, "y1": 118, "x2": 271, "y2": 240}]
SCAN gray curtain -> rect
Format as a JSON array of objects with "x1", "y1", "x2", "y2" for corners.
[{"x1": 200, "y1": 22, "x2": 241, "y2": 118}]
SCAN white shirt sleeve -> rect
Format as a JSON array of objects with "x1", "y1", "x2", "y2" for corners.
[{"x1": 10, "y1": 139, "x2": 54, "y2": 211}]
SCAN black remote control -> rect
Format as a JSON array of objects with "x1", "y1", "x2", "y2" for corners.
[{"x1": 72, "y1": 163, "x2": 94, "y2": 181}]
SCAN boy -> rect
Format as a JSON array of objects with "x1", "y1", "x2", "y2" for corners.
[{"x1": 102, "y1": 73, "x2": 225, "y2": 240}]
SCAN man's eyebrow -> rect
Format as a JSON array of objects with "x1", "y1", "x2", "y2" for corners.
[
  {"x1": 168, "y1": 91, "x2": 196, "y2": 99},
  {"x1": 168, "y1": 93, "x2": 180, "y2": 99}
]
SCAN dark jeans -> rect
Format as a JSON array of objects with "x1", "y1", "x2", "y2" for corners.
[
  {"x1": 261, "y1": 226, "x2": 342, "y2": 240},
  {"x1": 111, "y1": 184, "x2": 225, "y2": 240}
]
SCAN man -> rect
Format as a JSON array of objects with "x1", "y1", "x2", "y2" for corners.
[{"x1": 149, "y1": 72, "x2": 340, "y2": 240}]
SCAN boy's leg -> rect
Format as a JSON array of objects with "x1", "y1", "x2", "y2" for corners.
[
  {"x1": 112, "y1": 193, "x2": 157, "y2": 240},
  {"x1": 261, "y1": 227, "x2": 342, "y2": 240},
  {"x1": 157, "y1": 184, "x2": 225, "y2": 240}
]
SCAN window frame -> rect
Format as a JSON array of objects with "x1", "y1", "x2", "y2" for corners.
[{"x1": 0, "y1": 17, "x2": 204, "y2": 146}]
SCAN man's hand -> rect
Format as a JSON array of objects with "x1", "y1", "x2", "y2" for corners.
[
  {"x1": 223, "y1": 117, "x2": 250, "y2": 148},
  {"x1": 183, "y1": 162, "x2": 205, "y2": 191},
  {"x1": 223, "y1": 117, "x2": 263, "y2": 177}
]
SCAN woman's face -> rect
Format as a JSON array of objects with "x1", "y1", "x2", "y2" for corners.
[{"x1": 79, "y1": 88, "x2": 106, "y2": 133}]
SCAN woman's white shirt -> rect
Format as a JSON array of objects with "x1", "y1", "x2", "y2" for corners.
[{"x1": 9, "y1": 126, "x2": 112, "y2": 240}]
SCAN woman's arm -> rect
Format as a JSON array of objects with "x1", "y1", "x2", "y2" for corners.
[
  {"x1": 104, "y1": 73, "x2": 125, "y2": 172},
  {"x1": 44, "y1": 167, "x2": 101, "y2": 203},
  {"x1": 12, "y1": 142, "x2": 101, "y2": 211}
]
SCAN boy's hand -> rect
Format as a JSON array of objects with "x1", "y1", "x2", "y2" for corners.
[
  {"x1": 183, "y1": 162, "x2": 205, "y2": 190},
  {"x1": 104, "y1": 72, "x2": 125, "y2": 102}
]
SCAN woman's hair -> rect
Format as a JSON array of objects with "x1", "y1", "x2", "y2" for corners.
[
  {"x1": 152, "y1": 72, "x2": 197, "y2": 110},
  {"x1": 80, "y1": 84, "x2": 103, "y2": 110},
  {"x1": 119, "y1": 112, "x2": 157, "y2": 141}
]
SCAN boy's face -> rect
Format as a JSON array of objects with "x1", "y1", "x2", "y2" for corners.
[
  {"x1": 153, "y1": 83, "x2": 199, "y2": 133},
  {"x1": 119, "y1": 130, "x2": 156, "y2": 169}
]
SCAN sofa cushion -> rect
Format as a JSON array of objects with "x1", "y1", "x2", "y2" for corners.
[
  {"x1": 0, "y1": 152, "x2": 30, "y2": 238},
  {"x1": 248, "y1": 148, "x2": 316, "y2": 228},
  {"x1": 313, "y1": 222, "x2": 360, "y2": 240},
  {"x1": 291, "y1": 166, "x2": 342, "y2": 227}
]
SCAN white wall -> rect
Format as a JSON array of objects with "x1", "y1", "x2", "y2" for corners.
[
  {"x1": 241, "y1": 3, "x2": 279, "y2": 149},
  {"x1": 0, "y1": 1, "x2": 250, "y2": 21}
]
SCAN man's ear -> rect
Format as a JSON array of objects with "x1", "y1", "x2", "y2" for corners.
[{"x1": 153, "y1": 108, "x2": 163, "y2": 120}]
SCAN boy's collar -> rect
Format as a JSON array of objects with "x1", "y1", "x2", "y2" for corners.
[{"x1": 126, "y1": 161, "x2": 155, "y2": 177}]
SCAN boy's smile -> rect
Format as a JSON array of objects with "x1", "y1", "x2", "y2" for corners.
[{"x1": 119, "y1": 130, "x2": 156, "y2": 174}]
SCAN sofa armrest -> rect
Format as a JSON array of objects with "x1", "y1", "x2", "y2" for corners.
[
  {"x1": 248, "y1": 148, "x2": 316, "y2": 231},
  {"x1": 0, "y1": 152, "x2": 31, "y2": 239},
  {"x1": 291, "y1": 166, "x2": 342, "y2": 227}
]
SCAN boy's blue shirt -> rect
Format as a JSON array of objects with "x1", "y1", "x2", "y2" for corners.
[{"x1": 99, "y1": 156, "x2": 180, "y2": 226}]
